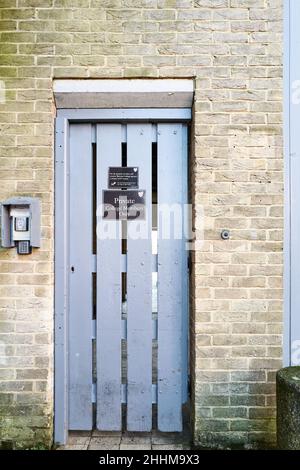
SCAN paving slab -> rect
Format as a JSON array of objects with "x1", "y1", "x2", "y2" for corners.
[
  {"x1": 58, "y1": 416, "x2": 191, "y2": 451},
  {"x1": 152, "y1": 444, "x2": 189, "y2": 450},
  {"x1": 151, "y1": 432, "x2": 182, "y2": 445},
  {"x1": 69, "y1": 431, "x2": 91, "y2": 437},
  {"x1": 88, "y1": 437, "x2": 121, "y2": 450},
  {"x1": 67, "y1": 436, "x2": 90, "y2": 446},
  {"x1": 119, "y1": 444, "x2": 152, "y2": 450},
  {"x1": 121, "y1": 435, "x2": 152, "y2": 445},
  {"x1": 60, "y1": 444, "x2": 89, "y2": 450},
  {"x1": 92, "y1": 430, "x2": 122, "y2": 438}
]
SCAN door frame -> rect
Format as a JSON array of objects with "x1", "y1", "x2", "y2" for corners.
[{"x1": 54, "y1": 108, "x2": 192, "y2": 445}]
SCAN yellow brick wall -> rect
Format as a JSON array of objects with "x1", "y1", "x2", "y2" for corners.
[{"x1": 0, "y1": 0, "x2": 283, "y2": 449}]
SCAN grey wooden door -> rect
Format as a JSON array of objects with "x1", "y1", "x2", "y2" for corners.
[{"x1": 68, "y1": 122, "x2": 188, "y2": 432}]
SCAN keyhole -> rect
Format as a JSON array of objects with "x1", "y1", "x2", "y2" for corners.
[{"x1": 71, "y1": 266, "x2": 75, "y2": 272}]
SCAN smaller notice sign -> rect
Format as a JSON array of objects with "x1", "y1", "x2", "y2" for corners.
[
  {"x1": 108, "y1": 167, "x2": 139, "y2": 189},
  {"x1": 103, "y1": 190, "x2": 146, "y2": 220}
]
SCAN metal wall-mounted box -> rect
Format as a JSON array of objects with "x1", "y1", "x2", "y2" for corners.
[{"x1": 1, "y1": 197, "x2": 41, "y2": 253}]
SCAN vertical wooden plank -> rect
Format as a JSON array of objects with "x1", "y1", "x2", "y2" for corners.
[
  {"x1": 290, "y1": 157, "x2": 300, "y2": 363},
  {"x1": 54, "y1": 116, "x2": 69, "y2": 444},
  {"x1": 157, "y1": 123, "x2": 183, "y2": 432},
  {"x1": 127, "y1": 124, "x2": 153, "y2": 431},
  {"x1": 97, "y1": 124, "x2": 122, "y2": 430},
  {"x1": 181, "y1": 125, "x2": 189, "y2": 403},
  {"x1": 69, "y1": 123, "x2": 93, "y2": 430}
]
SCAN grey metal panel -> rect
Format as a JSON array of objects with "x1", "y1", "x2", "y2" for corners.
[
  {"x1": 56, "y1": 108, "x2": 192, "y2": 122},
  {"x1": 96, "y1": 124, "x2": 122, "y2": 431},
  {"x1": 69, "y1": 123, "x2": 93, "y2": 429},
  {"x1": 127, "y1": 123, "x2": 153, "y2": 431},
  {"x1": 157, "y1": 123, "x2": 183, "y2": 432},
  {"x1": 54, "y1": 116, "x2": 69, "y2": 444},
  {"x1": 283, "y1": 0, "x2": 291, "y2": 366},
  {"x1": 289, "y1": 0, "x2": 300, "y2": 365}
]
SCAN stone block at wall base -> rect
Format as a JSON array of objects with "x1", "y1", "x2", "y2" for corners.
[
  {"x1": 193, "y1": 429, "x2": 276, "y2": 450},
  {"x1": 0, "y1": 409, "x2": 53, "y2": 450}
]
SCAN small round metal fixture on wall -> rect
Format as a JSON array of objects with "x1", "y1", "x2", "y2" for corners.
[{"x1": 221, "y1": 229, "x2": 230, "y2": 240}]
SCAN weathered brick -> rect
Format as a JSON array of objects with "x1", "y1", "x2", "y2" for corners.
[{"x1": 19, "y1": 0, "x2": 53, "y2": 6}]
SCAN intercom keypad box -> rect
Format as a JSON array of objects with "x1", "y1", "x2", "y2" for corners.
[{"x1": 1, "y1": 197, "x2": 40, "y2": 255}]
